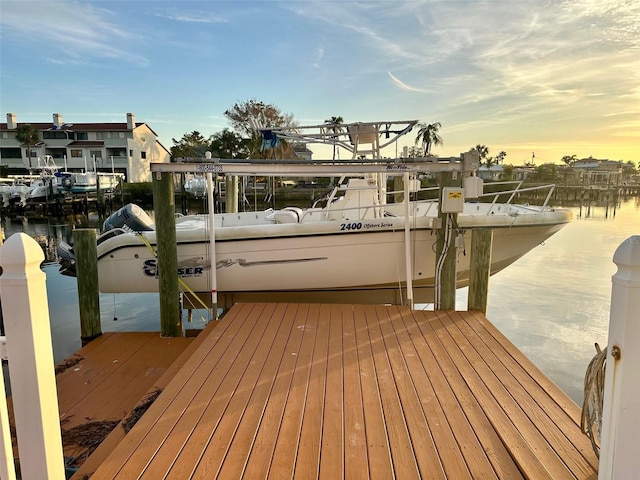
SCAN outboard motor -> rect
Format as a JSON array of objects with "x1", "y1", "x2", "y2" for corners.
[{"x1": 102, "y1": 203, "x2": 154, "y2": 233}]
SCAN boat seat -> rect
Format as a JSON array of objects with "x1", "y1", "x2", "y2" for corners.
[{"x1": 273, "y1": 206, "x2": 302, "y2": 224}]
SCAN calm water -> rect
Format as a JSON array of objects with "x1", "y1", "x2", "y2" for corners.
[{"x1": 2, "y1": 196, "x2": 639, "y2": 405}]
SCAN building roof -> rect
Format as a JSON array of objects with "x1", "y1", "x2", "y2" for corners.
[{"x1": 0, "y1": 122, "x2": 142, "y2": 131}]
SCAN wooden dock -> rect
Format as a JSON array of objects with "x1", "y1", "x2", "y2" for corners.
[
  {"x1": 55, "y1": 303, "x2": 598, "y2": 479},
  {"x1": 7, "y1": 331, "x2": 198, "y2": 475}
]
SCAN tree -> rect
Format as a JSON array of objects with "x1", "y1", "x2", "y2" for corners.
[
  {"x1": 534, "y1": 163, "x2": 558, "y2": 182},
  {"x1": 495, "y1": 151, "x2": 507, "y2": 164},
  {"x1": 209, "y1": 128, "x2": 248, "y2": 159},
  {"x1": 415, "y1": 122, "x2": 443, "y2": 156},
  {"x1": 170, "y1": 131, "x2": 210, "y2": 160},
  {"x1": 622, "y1": 161, "x2": 638, "y2": 175},
  {"x1": 324, "y1": 116, "x2": 344, "y2": 161},
  {"x1": 561, "y1": 154, "x2": 577, "y2": 166},
  {"x1": 501, "y1": 164, "x2": 514, "y2": 181},
  {"x1": 224, "y1": 99, "x2": 298, "y2": 159},
  {"x1": 406, "y1": 146, "x2": 423, "y2": 158},
  {"x1": 15, "y1": 124, "x2": 40, "y2": 169}
]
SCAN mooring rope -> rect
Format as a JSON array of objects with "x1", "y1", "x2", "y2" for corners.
[
  {"x1": 581, "y1": 342, "x2": 607, "y2": 458},
  {"x1": 136, "y1": 233, "x2": 210, "y2": 313}
]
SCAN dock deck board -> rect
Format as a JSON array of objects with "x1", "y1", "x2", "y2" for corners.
[
  {"x1": 78, "y1": 303, "x2": 598, "y2": 479},
  {"x1": 8, "y1": 331, "x2": 198, "y2": 473}
]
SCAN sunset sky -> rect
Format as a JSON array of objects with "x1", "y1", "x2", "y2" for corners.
[{"x1": 1, "y1": 0, "x2": 638, "y2": 165}]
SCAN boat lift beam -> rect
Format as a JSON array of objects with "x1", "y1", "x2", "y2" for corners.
[{"x1": 151, "y1": 156, "x2": 477, "y2": 177}]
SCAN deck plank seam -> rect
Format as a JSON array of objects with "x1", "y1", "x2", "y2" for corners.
[
  {"x1": 461, "y1": 311, "x2": 599, "y2": 473},
  {"x1": 394, "y1": 307, "x2": 482, "y2": 479},
  {"x1": 413, "y1": 310, "x2": 532, "y2": 479},
  {"x1": 294, "y1": 303, "x2": 332, "y2": 480},
  {"x1": 177, "y1": 303, "x2": 292, "y2": 478},
  {"x1": 93, "y1": 302, "x2": 274, "y2": 478},
  {"x1": 353, "y1": 304, "x2": 395, "y2": 479},
  {"x1": 451, "y1": 311, "x2": 595, "y2": 477},
  {"x1": 376, "y1": 305, "x2": 448, "y2": 479},
  {"x1": 340, "y1": 304, "x2": 371, "y2": 480},
  {"x1": 365, "y1": 305, "x2": 424, "y2": 478},
  {"x1": 433, "y1": 311, "x2": 573, "y2": 479},
  {"x1": 240, "y1": 303, "x2": 309, "y2": 478},
  {"x1": 58, "y1": 332, "x2": 160, "y2": 413},
  {"x1": 268, "y1": 303, "x2": 320, "y2": 480},
  {"x1": 411, "y1": 309, "x2": 516, "y2": 479},
  {"x1": 468, "y1": 310, "x2": 582, "y2": 422}
]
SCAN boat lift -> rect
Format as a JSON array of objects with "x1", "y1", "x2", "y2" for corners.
[{"x1": 151, "y1": 150, "x2": 480, "y2": 323}]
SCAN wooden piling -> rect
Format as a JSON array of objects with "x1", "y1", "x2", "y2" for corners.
[
  {"x1": 152, "y1": 172, "x2": 183, "y2": 337},
  {"x1": 225, "y1": 175, "x2": 238, "y2": 213},
  {"x1": 73, "y1": 228, "x2": 102, "y2": 342},
  {"x1": 436, "y1": 172, "x2": 460, "y2": 310},
  {"x1": 468, "y1": 228, "x2": 493, "y2": 312}
]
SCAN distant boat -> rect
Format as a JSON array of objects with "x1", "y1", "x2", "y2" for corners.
[
  {"x1": 70, "y1": 171, "x2": 123, "y2": 194},
  {"x1": 25, "y1": 155, "x2": 60, "y2": 203},
  {"x1": 183, "y1": 174, "x2": 207, "y2": 197}
]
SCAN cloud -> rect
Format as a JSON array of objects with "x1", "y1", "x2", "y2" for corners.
[
  {"x1": 312, "y1": 47, "x2": 325, "y2": 69},
  {"x1": 388, "y1": 72, "x2": 427, "y2": 93},
  {"x1": 154, "y1": 11, "x2": 228, "y2": 24},
  {"x1": 0, "y1": 0, "x2": 148, "y2": 65}
]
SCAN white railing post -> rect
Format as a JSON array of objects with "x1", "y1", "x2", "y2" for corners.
[
  {"x1": 1, "y1": 335, "x2": 16, "y2": 480},
  {"x1": 0, "y1": 233, "x2": 65, "y2": 479},
  {"x1": 599, "y1": 235, "x2": 640, "y2": 479}
]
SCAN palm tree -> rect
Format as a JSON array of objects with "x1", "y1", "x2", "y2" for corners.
[
  {"x1": 15, "y1": 124, "x2": 41, "y2": 169},
  {"x1": 324, "y1": 116, "x2": 344, "y2": 161},
  {"x1": 472, "y1": 144, "x2": 490, "y2": 166},
  {"x1": 415, "y1": 122, "x2": 443, "y2": 156}
]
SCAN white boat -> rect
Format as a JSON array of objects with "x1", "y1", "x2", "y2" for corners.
[
  {"x1": 25, "y1": 177, "x2": 57, "y2": 202},
  {"x1": 10, "y1": 181, "x2": 30, "y2": 207},
  {"x1": 183, "y1": 174, "x2": 208, "y2": 197},
  {"x1": 0, "y1": 181, "x2": 13, "y2": 207},
  {"x1": 70, "y1": 171, "x2": 123, "y2": 193},
  {"x1": 57, "y1": 120, "x2": 573, "y2": 306},
  {"x1": 25, "y1": 155, "x2": 60, "y2": 202}
]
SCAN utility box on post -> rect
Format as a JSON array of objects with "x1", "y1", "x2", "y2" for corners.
[
  {"x1": 463, "y1": 176, "x2": 484, "y2": 198},
  {"x1": 442, "y1": 187, "x2": 464, "y2": 213}
]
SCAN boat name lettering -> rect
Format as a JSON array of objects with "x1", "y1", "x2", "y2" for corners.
[
  {"x1": 386, "y1": 164, "x2": 409, "y2": 171},
  {"x1": 340, "y1": 222, "x2": 362, "y2": 231},
  {"x1": 340, "y1": 221, "x2": 396, "y2": 231},
  {"x1": 363, "y1": 222, "x2": 393, "y2": 229},
  {"x1": 142, "y1": 259, "x2": 204, "y2": 278},
  {"x1": 195, "y1": 164, "x2": 223, "y2": 173}
]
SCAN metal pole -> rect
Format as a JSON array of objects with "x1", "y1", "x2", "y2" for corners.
[
  {"x1": 206, "y1": 172, "x2": 218, "y2": 320},
  {"x1": 403, "y1": 172, "x2": 413, "y2": 308}
]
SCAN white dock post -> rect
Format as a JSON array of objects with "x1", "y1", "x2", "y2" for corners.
[
  {"x1": 599, "y1": 235, "x2": 640, "y2": 479},
  {"x1": 0, "y1": 338, "x2": 16, "y2": 480},
  {"x1": 0, "y1": 233, "x2": 65, "y2": 479}
]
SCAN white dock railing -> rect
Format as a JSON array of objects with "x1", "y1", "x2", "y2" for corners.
[
  {"x1": 599, "y1": 235, "x2": 640, "y2": 479},
  {"x1": 0, "y1": 233, "x2": 65, "y2": 479}
]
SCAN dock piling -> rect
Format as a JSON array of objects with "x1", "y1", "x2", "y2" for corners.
[
  {"x1": 73, "y1": 228, "x2": 102, "y2": 342},
  {"x1": 468, "y1": 228, "x2": 493, "y2": 313},
  {"x1": 152, "y1": 171, "x2": 183, "y2": 337}
]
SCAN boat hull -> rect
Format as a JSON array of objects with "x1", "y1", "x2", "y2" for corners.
[{"x1": 95, "y1": 211, "x2": 570, "y2": 304}]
